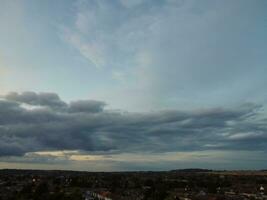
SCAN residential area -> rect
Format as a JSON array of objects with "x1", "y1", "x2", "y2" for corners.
[{"x1": 0, "y1": 169, "x2": 266, "y2": 200}]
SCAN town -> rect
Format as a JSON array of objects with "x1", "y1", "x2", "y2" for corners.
[{"x1": 0, "y1": 169, "x2": 266, "y2": 200}]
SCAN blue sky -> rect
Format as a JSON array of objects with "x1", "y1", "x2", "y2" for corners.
[{"x1": 0, "y1": 0, "x2": 267, "y2": 171}]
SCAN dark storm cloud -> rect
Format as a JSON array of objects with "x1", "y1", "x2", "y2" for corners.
[
  {"x1": 0, "y1": 92, "x2": 266, "y2": 157},
  {"x1": 69, "y1": 100, "x2": 106, "y2": 113},
  {"x1": 4, "y1": 91, "x2": 67, "y2": 109}
]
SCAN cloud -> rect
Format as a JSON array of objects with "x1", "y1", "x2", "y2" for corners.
[
  {"x1": 63, "y1": 0, "x2": 161, "y2": 69},
  {"x1": 69, "y1": 100, "x2": 106, "y2": 113},
  {"x1": 119, "y1": 0, "x2": 144, "y2": 8},
  {"x1": 1, "y1": 150, "x2": 266, "y2": 171},
  {"x1": 0, "y1": 91, "x2": 266, "y2": 161},
  {"x1": 4, "y1": 91, "x2": 67, "y2": 109},
  {"x1": 61, "y1": 0, "x2": 267, "y2": 111}
]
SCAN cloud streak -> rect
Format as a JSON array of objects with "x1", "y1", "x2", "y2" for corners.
[{"x1": 61, "y1": 0, "x2": 267, "y2": 112}]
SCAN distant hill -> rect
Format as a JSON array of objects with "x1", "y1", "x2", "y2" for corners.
[
  {"x1": 170, "y1": 168, "x2": 213, "y2": 173},
  {"x1": 1, "y1": 168, "x2": 266, "y2": 175}
]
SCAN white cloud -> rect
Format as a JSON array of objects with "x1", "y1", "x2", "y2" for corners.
[
  {"x1": 228, "y1": 132, "x2": 263, "y2": 140},
  {"x1": 61, "y1": 0, "x2": 267, "y2": 111}
]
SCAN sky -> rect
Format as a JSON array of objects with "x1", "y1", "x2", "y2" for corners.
[{"x1": 0, "y1": 0, "x2": 267, "y2": 171}]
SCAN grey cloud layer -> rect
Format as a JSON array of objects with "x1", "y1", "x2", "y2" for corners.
[{"x1": 0, "y1": 92, "x2": 266, "y2": 157}]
